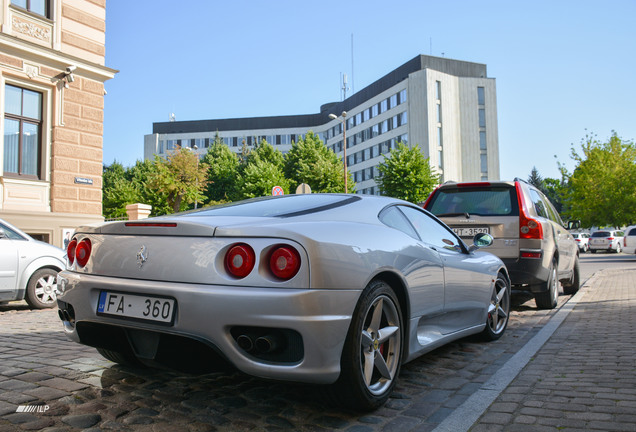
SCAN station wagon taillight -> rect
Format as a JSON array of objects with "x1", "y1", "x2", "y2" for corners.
[
  {"x1": 225, "y1": 243, "x2": 256, "y2": 278},
  {"x1": 516, "y1": 182, "x2": 543, "y2": 240},
  {"x1": 269, "y1": 246, "x2": 301, "y2": 280}
]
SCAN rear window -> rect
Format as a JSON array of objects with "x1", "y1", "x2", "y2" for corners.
[
  {"x1": 188, "y1": 195, "x2": 360, "y2": 218},
  {"x1": 591, "y1": 231, "x2": 610, "y2": 237},
  {"x1": 426, "y1": 186, "x2": 519, "y2": 217},
  {"x1": 628, "y1": 228, "x2": 636, "y2": 236}
]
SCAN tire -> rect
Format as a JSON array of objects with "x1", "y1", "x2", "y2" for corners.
[
  {"x1": 25, "y1": 268, "x2": 59, "y2": 309},
  {"x1": 534, "y1": 259, "x2": 558, "y2": 310},
  {"x1": 615, "y1": 243, "x2": 622, "y2": 253},
  {"x1": 97, "y1": 348, "x2": 144, "y2": 367},
  {"x1": 583, "y1": 244, "x2": 589, "y2": 253},
  {"x1": 480, "y1": 272, "x2": 511, "y2": 341},
  {"x1": 327, "y1": 280, "x2": 403, "y2": 411},
  {"x1": 562, "y1": 256, "x2": 580, "y2": 295}
]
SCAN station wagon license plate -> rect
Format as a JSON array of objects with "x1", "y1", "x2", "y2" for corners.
[
  {"x1": 97, "y1": 291, "x2": 176, "y2": 324},
  {"x1": 452, "y1": 227, "x2": 490, "y2": 237}
]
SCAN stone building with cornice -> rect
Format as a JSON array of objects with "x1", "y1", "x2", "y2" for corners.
[{"x1": 0, "y1": 0, "x2": 116, "y2": 248}]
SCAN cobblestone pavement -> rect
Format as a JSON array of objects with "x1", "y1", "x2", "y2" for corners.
[
  {"x1": 0, "y1": 280, "x2": 582, "y2": 431},
  {"x1": 469, "y1": 268, "x2": 636, "y2": 432}
]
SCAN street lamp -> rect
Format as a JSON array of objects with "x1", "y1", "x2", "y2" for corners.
[{"x1": 328, "y1": 111, "x2": 348, "y2": 193}]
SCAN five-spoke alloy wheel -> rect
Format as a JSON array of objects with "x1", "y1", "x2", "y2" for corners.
[{"x1": 328, "y1": 280, "x2": 403, "y2": 411}]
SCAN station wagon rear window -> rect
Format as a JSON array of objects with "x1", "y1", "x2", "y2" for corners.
[
  {"x1": 427, "y1": 186, "x2": 519, "y2": 217},
  {"x1": 189, "y1": 195, "x2": 361, "y2": 218}
]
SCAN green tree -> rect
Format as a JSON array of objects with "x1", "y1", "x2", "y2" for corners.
[
  {"x1": 246, "y1": 139, "x2": 284, "y2": 169},
  {"x1": 202, "y1": 137, "x2": 240, "y2": 203},
  {"x1": 527, "y1": 166, "x2": 543, "y2": 190},
  {"x1": 238, "y1": 158, "x2": 290, "y2": 199},
  {"x1": 283, "y1": 131, "x2": 354, "y2": 193},
  {"x1": 561, "y1": 132, "x2": 636, "y2": 227},
  {"x1": 147, "y1": 147, "x2": 209, "y2": 213},
  {"x1": 102, "y1": 161, "x2": 141, "y2": 219},
  {"x1": 128, "y1": 159, "x2": 172, "y2": 216},
  {"x1": 376, "y1": 142, "x2": 439, "y2": 203}
]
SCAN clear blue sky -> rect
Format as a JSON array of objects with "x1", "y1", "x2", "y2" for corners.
[{"x1": 103, "y1": 0, "x2": 636, "y2": 181}]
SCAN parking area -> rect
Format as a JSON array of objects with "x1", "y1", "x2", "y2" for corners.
[
  {"x1": 0, "y1": 300, "x2": 572, "y2": 430},
  {"x1": 1, "y1": 252, "x2": 633, "y2": 431}
]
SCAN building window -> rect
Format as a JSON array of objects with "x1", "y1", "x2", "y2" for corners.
[
  {"x1": 479, "y1": 108, "x2": 486, "y2": 127},
  {"x1": 437, "y1": 103, "x2": 442, "y2": 123},
  {"x1": 438, "y1": 149, "x2": 444, "y2": 170},
  {"x1": 372, "y1": 104, "x2": 379, "y2": 117},
  {"x1": 436, "y1": 81, "x2": 442, "y2": 101},
  {"x1": 480, "y1": 131, "x2": 487, "y2": 150},
  {"x1": 478, "y1": 87, "x2": 485, "y2": 105},
  {"x1": 437, "y1": 127, "x2": 443, "y2": 146},
  {"x1": 11, "y1": 0, "x2": 50, "y2": 18},
  {"x1": 480, "y1": 153, "x2": 488, "y2": 173},
  {"x1": 399, "y1": 89, "x2": 407, "y2": 104},
  {"x1": 380, "y1": 99, "x2": 388, "y2": 113},
  {"x1": 390, "y1": 94, "x2": 398, "y2": 108},
  {"x1": 3, "y1": 84, "x2": 42, "y2": 178}
]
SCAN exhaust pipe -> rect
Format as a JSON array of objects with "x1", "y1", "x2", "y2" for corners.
[
  {"x1": 255, "y1": 334, "x2": 281, "y2": 353},
  {"x1": 236, "y1": 334, "x2": 254, "y2": 352}
]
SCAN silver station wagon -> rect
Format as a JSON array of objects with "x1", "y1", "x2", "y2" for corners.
[{"x1": 57, "y1": 194, "x2": 510, "y2": 410}]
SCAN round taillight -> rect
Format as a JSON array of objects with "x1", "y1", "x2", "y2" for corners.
[
  {"x1": 67, "y1": 239, "x2": 77, "y2": 265},
  {"x1": 225, "y1": 243, "x2": 255, "y2": 278},
  {"x1": 75, "y1": 239, "x2": 92, "y2": 268},
  {"x1": 269, "y1": 246, "x2": 301, "y2": 280}
]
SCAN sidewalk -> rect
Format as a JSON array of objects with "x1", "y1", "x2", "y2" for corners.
[{"x1": 445, "y1": 268, "x2": 636, "y2": 431}]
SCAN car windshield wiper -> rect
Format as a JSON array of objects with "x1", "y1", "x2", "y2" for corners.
[{"x1": 435, "y1": 212, "x2": 471, "y2": 218}]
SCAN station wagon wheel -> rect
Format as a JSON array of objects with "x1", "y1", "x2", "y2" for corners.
[
  {"x1": 481, "y1": 272, "x2": 510, "y2": 341},
  {"x1": 25, "y1": 268, "x2": 59, "y2": 309},
  {"x1": 534, "y1": 259, "x2": 558, "y2": 309},
  {"x1": 327, "y1": 280, "x2": 403, "y2": 411}
]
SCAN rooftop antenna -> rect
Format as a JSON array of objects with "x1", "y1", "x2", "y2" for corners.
[
  {"x1": 341, "y1": 73, "x2": 349, "y2": 100},
  {"x1": 169, "y1": 113, "x2": 176, "y2": 122}
]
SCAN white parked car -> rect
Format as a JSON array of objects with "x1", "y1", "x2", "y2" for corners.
[
  {"x1": 589, "y1": 230, "x2": 624, "y2": 253},
  {"x1": 0, "y1": 218, "x2": 66, "y2": 309},
  {"x1": 571, "y1": 232, "x2": 590, "y2": 253},
  {"x1": 623, "y1": 226, "x2": 636, "y2": 254}
]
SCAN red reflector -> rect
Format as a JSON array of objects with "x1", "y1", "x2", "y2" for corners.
[
  {"x1": 225, "y1": 244, "x2": 255, "y2": 278},
  {"x1": 269, "y1": 246, "x2": 301, "y2": 280},
  {"x1": 67, "y1": 239, "x2": 77, "y2": 265},
  {"x1": 607, "y1": 237, "x2": 614, "y2": 241},
  {"x1": 75, "y1": 239, "x2": 92, "y2": 267},
  {"x1": 521, "y1": 251, "x2": 542, "y2": 259},
  {"x1": 124, "y1": 222, "x2": 177, "y2": 227}
]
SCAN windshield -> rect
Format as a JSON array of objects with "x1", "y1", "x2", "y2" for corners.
[
  {"x1": 186, "y1": 195, "x2": 360, "y2": 218},
  {"x1": 427, "y1": 186, "x2": 519, "y2": 217}
]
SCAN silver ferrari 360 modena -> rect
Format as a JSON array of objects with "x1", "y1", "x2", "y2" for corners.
[{"x1": 57, "y1": 194, "x2": 510, "y2": 410}]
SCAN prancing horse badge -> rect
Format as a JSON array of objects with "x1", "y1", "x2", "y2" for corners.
[{"x1": 136, "y1": 245, "x2": 148, "y2": 269}]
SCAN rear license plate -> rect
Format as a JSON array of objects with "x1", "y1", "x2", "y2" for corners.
[
  {"x1": 452, "y1": 227, "x2": 490, "y2": 237},
  {"x1": 97, "y1": 291, "x2": 176, "y2": 324}
]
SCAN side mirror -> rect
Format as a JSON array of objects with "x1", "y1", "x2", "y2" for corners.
[
  {"x1": 0, "y1": 228, "x2": 6, "y2": 239},
  {"x1": 468, "y1": 232, "x2": 493, "y2": 252},
  {"x1": 567, "y1": 220, "x2": 581, "y2": 230}
]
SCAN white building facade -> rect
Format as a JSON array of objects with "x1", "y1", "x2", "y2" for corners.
[{"x1": 144, "y1": 55, "x2": 499, "y2": 195}]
